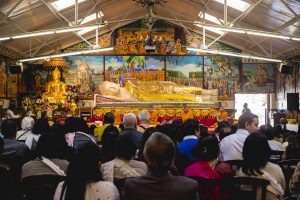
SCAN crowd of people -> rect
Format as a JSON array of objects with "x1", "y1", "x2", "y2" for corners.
[{"x1": 0, "y1": 108, "x2": 299, "y2": 200}]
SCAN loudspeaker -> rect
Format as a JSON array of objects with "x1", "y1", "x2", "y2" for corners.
[
  {"x1": 287, "y1": 93, "x2": 299, "y2": 111},
  {"x1": 280, "y1": 65, "x2": 294, "y2": 74},
  {"x1": 9, "y1": 65, "x2": 22, "y2": 74}
]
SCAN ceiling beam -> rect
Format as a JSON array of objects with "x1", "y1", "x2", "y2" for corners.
[
  {"x1": 279, "y1": 0, "x2": 297, "y2": 17},
  {"x1": 0, "y1": 0, "x2": 24, "y2": 25}
]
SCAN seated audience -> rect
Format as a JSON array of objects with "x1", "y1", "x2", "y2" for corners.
[
  {"x1": 218, "y1": 127, "x2": 233, "y2": 142},
  {"x1": 94, "y1": 112, "x2": 116, "y2": 143},
  {"x1": 260, "y1": 124, "x2": 284, "y2": 151},
  {"x1": 124, "y1": 132, "x2": 198, "y2": 200},
  {"x1": 101, "y1": 134, "x2": 147, "y2": 182},
  {"x1": 289, "y1": 162, "x2": 300, "y2": 199},
  {"x1": 219, "y1": 112, "x2": 259, "y2": 161},
  {"x1": 54, "y1": 142, "x2": 119, "y2": 200},
  {"x1": 137, "y1": 127, "x2": 157, "y2": 161},
  {"x1": 100, "y1": 124, "x2": 119, "y2": 162},
  {"x1": 16, "y1": 116, "x2": 35, "y2": 142},
  {"x1": 22, "y1": 125, "x2": 72, "y2": 179},
  {"x1": 236, "y1": 133, "x2": 285, "y2": 200},
  {"x1": 177, "y1": 119, "x2": 200, "y2": 159},
  {"x1": 64, "y1": 117, "x2": 96, "y2": 149},
  {"x1": 184, "y1": 135, "x2": 233, "y2": 200},
  {"x1": 25, "y1": 117, "x2": 49, "y2": 150},
  {"x1": 284, "y1": 131, "x2": 300, "y2": 160},
  {"x1": 137, "y1": 111, "x2": 151, "y2": 133},
  {"x1": 120, "y1": 113, "x2": 143, "y2": 149}
]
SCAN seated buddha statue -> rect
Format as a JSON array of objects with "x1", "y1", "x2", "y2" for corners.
[
  {"x1": 99, "y1": 81, "x2": 218, "y2": 102},
  {"x1": 42, "y1": 67, "x2": 66, "y2": 103}
]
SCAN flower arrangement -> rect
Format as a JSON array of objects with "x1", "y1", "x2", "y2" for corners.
[{"x1": 66, "y1": 85, "x2": 79, "y2": 101}]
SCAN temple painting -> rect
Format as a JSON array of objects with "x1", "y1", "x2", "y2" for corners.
[
  {"x1": 166, "y1": 56, "x2": 203, "y2": 86},
  {"x1": 203, "y1": 56, "x2": 240, "y2": 100},
  {"x1": 242, "y1": 63, "x2": 275, "y2": 93},
  {"x1": 105, "y1": 56, "x2": 164, "y2": 86},
  {"x1": 7, "y1": 74, "x2": 18, "y2": 98},
  {"x1": 64, "y1": 56, "x2": 104, "y2": 96},
  {"x1": 0, "y1": 62, "x2": 6, "y2": 97}
]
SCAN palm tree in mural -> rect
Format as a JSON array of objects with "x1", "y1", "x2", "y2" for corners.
[{"x1": 195, "y1": 61, "x2": 202, "y2": 68}]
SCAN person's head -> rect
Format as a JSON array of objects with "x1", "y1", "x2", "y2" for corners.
[
  {"x1": 138, "y1": 111, "x2": 150, "y2": 124},
  {"x1": 89, "y1": 124, "x2": 96, "y2": 136},
  {"x1": 65, "y1": 142, "x2": 102, "y2": 200},
  {"x1": 260, "y1": 124, "x2": 275, "y2": 140},
  {"x1": 242, "y1": 133, "x2": 271, "y2": 176},
  {"x1": 219, "y1": 127, "x2": 233, "y2": 141},
  {"x1": 101, "y1": 124, "x2": 119, "y2": 161},
  {"x1": 219, "y1": 106, "x2": 224, "y2": 112},
  {"x1": 183, "y1": 106, "x2": 189, "y2": 113},
  {"x1": 199, "y1": 124, "x2": 209, "y2": 138},
  {"x1": 238, "y1": 112, "x2": 259, "y2": 133},
  {"x1": 243, "y1": 103, "x2": 248, "y2": 108},
  {"x1": 193, "y1": 134, "x2": 219, "y2": 161},
  {"x1": 8, "y1": 103, "x2": 16, "y2": 111},
  {"x1": 231, "y1": 123, "x2": 238, "y2": 133},
  {"x1": 21, "y1": 116, "x2": 35, "y2": 131},
  {"x1": 36, "y1": 125, "x2": 68, "y2": 159},
  {"x1": 1, "y1": 119, "x2": 17, "y2": 139},
  {"x1": 183, "y1": 119, "x2": 200, "y2": 137},
  {"x1": 103, "y1": 112, "x2": 115, "y2": 124},
  {"x1": 115, "y1": 134, "x2": 137, "y2": 160},
  {"x1": 123, "y1": 113, "x2": 137, "y2": 129},
  {"x1": 279, "y1": 118, "x2": 287, "y2": 125},
  {"x1": 143, "y1": 132, "x2": 175, "y2": 174},
  {"x1": 32, "y1": 118, "x2": 50, "y2": 136},
  {"x1": 63, "y1": 117, "x2": 77, "y2": 133}
]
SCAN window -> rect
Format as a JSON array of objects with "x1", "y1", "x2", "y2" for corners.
[
  {"x1": 68, "y1": 12, "x2": 104, "y2": 35},
  {"x1": 51, "y1": 0, "x2": 87, "y2": 11},
  {"x1": 198, "y1": 13, "x2": 224, "y2": 35},
  {"x1": 213, "y1": 0, "x2": 251, "y2": 12}
]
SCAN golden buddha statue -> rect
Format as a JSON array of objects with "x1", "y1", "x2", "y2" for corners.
[
  {"x1": 42, "y1": 67, "x2": 66, "y2": 103},
  {"x1": 99, "y1": 80, "x2": 218, "y2": 102}
]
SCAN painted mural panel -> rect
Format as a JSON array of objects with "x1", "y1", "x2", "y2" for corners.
[
  {"x1": 105, "y1": 56, "x2": 165, "y2": 86},
  {"x1": 241, "y1": 63, "x2": 274, "y2": 93},
  {"x1": 64, "y1": 56, "x2": 104, "y2": 96},
  {"x1": 7, "y1": 74, "x2": 18, "y2": 98},
  {"x1": 166, "y1": 56, "x2": 203, "y2": 87},
  {"x1": 0, "y1": 62, "x2": 6, "y2": 97},
  {"x1": 203, "y1": 56, "x2": 240, "y2": 100}
]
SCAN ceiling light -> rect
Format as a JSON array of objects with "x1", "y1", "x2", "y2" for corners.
[
  {"x1": 203, "y1": 26, "x2": 246, "y2": 33},
  {"x1": 19, "y1": 47, "x2": 114, "y2": 62},
  {"x1": 291, "y1": 37, "x2": 300, "y2": 41},
  {"x1": 0, "y1": 37, "x2": 11, "y2": 41},
  {"x1": 247, "y1": 31, "x2": 291, "y2": 39},
  {"x1": 12, "y1": 31, "x2": 55, "y2": 39},
  {"x1": 187, "y1": 47, "x2": 282, "y2": 63}
]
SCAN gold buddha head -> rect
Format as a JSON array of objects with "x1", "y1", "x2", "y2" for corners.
[{"x1": 52, "y1": 67, "x2": 61, "y2": 81}]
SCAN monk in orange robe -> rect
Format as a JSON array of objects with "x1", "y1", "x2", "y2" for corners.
[
  {"x1": 182, "y1": 106, "x2": 194, "y2": 122},
  {"x1": 216, "y1": 106, "x2": 228, "y2": 122},
  {"x1": 149, "y1": 108, "x2": 159, "y2": 125}
]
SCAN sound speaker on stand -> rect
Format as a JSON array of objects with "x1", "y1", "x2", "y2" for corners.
[{"x1": 9, "y1": 65, "x2": 22, "y2": 74}]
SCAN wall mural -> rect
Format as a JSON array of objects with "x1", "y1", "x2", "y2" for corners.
[
  {"x1": 64, "y1": 56, "x2": 104, "y2": 96},
  {"x1": 166, "y1": 56, "x2": 203, "y2": 87},
  {"x1": 0, "y1": 62, "x2": 6, "y2": 97},
  {"x1": 203, "y1": 56, "x2": 240, "y2": 100},
  {"x1": 105, "y1": 56, "x2": 164, "y2": 86},
  {"x1": 241, "y1": 63, "x2": 275, "y2": 93}
]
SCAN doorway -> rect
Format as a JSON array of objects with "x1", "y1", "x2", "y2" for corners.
[{"x1": 235, "y1": 94, "x2": 268, "y2": 126}]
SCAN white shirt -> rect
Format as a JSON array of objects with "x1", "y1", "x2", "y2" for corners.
[
  {"x1": 219, "y1": 129, "x2": 249, "y2": 161},
  {"x1": 268, "y1": 140, "x2": 284, "y2": 151},
  {"x1": 6, "y1": 109, "x2": 20, "y2": 119}
]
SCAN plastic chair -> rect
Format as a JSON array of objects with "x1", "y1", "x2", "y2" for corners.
[{"x1": 22, "y1": 175, "x2": 66, "y2": 200}]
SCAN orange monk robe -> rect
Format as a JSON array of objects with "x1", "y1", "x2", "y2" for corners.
[
  {"x1": 112, "y1": 111, "x2": 122, "y2": 125},
  {"x1": 149, "y1": 111, "x2": 159, "y2": 125},
  {"x1": 217, "y1": 111, "x2": 228, "y2": 122},
  {"x1": 182, "y1": 110, "x2": 194, "y2": 122}
]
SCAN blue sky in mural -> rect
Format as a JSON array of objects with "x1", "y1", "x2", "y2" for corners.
[
  {"x1": 65, "y1": 56, "x2": 103, "y2": 74},
  {"x1": 166, "y1": 56, "x2": 203, "y2": 77}
]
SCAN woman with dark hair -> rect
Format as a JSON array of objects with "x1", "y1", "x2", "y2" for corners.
[
  {"x1": 100, "y1": 124, "x2": 119, "y2": 162},
  {"x1": 184, "y1": 134, "x2": 233, "y2": 178},
  {"x1": 260, "y1": 124, "x2": 284, "y2": 151},
  {"x1": 54, "y1": 142, "x2": 119, "y2": 200},
  {"x1": 101, "y1": 135, "x2": 147, "y2": 182},
  {"x1": 236, "y1": 133, "x2": 285, "y2": 200}
]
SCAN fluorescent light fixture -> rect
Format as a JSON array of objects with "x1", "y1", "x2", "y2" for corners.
[
  {"x1": 51, "y1": 0, "x2": 87, "y2": 11},
  {"x1": 0, "y1": 37, "x2": 11, "y2": 41},
  {"x1": 77, "y1": 27, "x2": 98, "y2": 35},
  {"x1": 213, "y1": 0, "x2": 251, "y2": 12},
  {"x1": 247, "y1": 31, "x2": 291, "y2": 39},
  {"x1": 203, "y1": 26, "x2": 246, "y2": 33},
  {"x1": 187, "y1": 47, "x2": 282, "y2": 63},
  {"x1": 195, "y1": 23, "x2": 224, "y2": 35},
  {"x1": 12, "y1": 31, "x2": 55, "y2": 39},
  {"x1": 291, "y1": 37, "x2": 300, "y2": 41},
  {"x1": 56, "y1": 27, "x2": 87, "y2": 33},
  {"x1": 19, "y1": 47, "x2": 114, "y2": 62}
]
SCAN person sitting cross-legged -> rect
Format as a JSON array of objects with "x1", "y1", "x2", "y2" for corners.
[{"x1": 124, "y1": 132, "x2": 198, "y2": 200}]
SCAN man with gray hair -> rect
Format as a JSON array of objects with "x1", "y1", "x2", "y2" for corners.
[
  {"x1": 121, "y1": 113, "x2": 143, "y2": 148},
  {"x1": 125, "y1": 132, "x2": 198, "y2": 200},
  {"x1": 137, "y1": 111, "x2": 150, "y2": 133}
]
